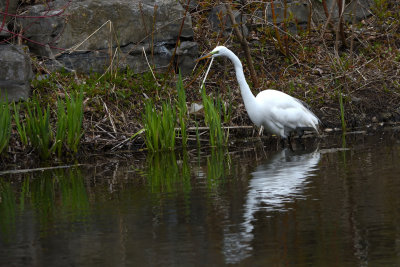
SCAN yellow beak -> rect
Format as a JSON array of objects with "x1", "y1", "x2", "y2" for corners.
[{"x1": 196, "y1": 53, "x2": 212, "y2": 62}]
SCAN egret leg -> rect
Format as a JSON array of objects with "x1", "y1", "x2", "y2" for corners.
[
  {"x1": 279, "y1": 138, "x2": 285, "y2": 149},
  {"x1": 288, "y1": 135, "x2": 295, "y2": 151}
]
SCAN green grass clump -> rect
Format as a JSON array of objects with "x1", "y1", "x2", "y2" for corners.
[
  {"x1": 13, "y1": 103, "x2": 28, "y2": 147},
  {"x1": 201, "y1": 87, "x2": 226, "y2": 147},
  {"x1": 160, "y1": 102, "x2": 176, "y2": 150},
  {"x1": 25, "y1": 100, "x2": 53, "y2": 160},
  {"x1": 339, "y1": 92, "x2": 346, "y2": 132},
  {"x1": 54, "y1": 99, "x2": 67, "y2": 158},
  {"x1": 0, "y1": 101, "x2": 11, "y2": 155},
  {"x1": 65, "y1": 90, "x2": 84, "y2": 154},
  {"x1": 54, "y1": 90, "x2": 85, "y2": 157},
  {"x1": 13, "y1": 90, "x2": 84, "y2": 160},
  {"x1": 144, "y1": 100, "x2": 160, "y2": 151},
  {"x1": 143, "y1": 100, "x2": 176, "y2": 152}
]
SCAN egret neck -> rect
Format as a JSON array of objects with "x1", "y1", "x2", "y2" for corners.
[{"x1": 225, "y1": 49, "x2": 261, "y2": 126}]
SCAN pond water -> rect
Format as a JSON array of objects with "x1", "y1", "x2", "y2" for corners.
[{"x1": 1, "y1": 130, "x2": 400, "y2": 266}]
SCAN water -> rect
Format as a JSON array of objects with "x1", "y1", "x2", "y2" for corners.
[{"x1": 1, "y1": 131, "x2": 400, "y2": 266}]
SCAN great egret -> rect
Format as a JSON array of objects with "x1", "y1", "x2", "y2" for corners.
[{"x1": 198, "y1": 46, "x2": 320, "y2": 140}]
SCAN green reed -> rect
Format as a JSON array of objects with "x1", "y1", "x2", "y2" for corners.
[
  {"x1": 176, "y1": 72, "x2": 188, "y2": 147},
  {"x1": 65, "y1": 90, "x2": 84, "y2": 154},
  {"x1": 144, "y1": 100, "x2": 160, "y2": 151},
  {"x1": 160, "y1": 102, "x2": 176, "y2": 150},
  {"x1": 25, "y1": 99, "x2": 53, "y2": 160},
  {"x1": 0, "y1": 101, "x2": 11, "y2": 155},
  {"x1": 13, "y1": 91, "x2": 84, "y2": 159},
  {"x1": 201, "y1": 86, "x2": 225, "y2": 147},
  {"x1": 54, "y1": 99, "x2": 67, "y2": 157},
  {"x1": 143, "y1": 100, "x2": 176, "y2": 151},
  {"x1": 13, "y1": 103, "x2": 28, "y2": 147},
  {"x1": 339, "y1": 93, "x2": 346, "y2": 132},
  {"x1": 54, "y1": 90, "x2": 84, "y2": 157}
]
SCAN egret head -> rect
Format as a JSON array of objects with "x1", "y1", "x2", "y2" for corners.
[{"x1": 197, "y1": 46, "x2": 229, "y2": 61}]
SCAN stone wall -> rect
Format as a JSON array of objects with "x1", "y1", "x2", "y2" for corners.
[
  {"x1": 0, "y1": 45, "x2": 33, "y2": 101},
  {"x1": 17, "y1": 0, "x2": 198, "y2": 74}
]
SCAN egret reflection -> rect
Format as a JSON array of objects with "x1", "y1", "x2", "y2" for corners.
[{"x1": 224, "y1": 148, "x2": 321, "y2": 264}]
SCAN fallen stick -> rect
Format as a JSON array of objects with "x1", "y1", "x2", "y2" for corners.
[{"x1": 0, "y1": 164, "x2": 85, "y2": 176}]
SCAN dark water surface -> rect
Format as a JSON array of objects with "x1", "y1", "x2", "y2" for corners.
[{"x1": 1, "y1": 131, "x2": 400, "y2": 266}]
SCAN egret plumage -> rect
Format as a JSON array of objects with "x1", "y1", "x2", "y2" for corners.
[{"x1": 198, "y1": 46, "x2": 320, "y2": 139}]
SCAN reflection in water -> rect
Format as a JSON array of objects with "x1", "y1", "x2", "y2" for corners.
[
  {"x1": 0, "y1": 168, "x2": 89, "y2": 242},
  {"x1": 145, "y1": 151, "x2": 191, "y2": 193},
  {"x1": 206, "y1": 148, "x2": 230, "y2": 189},
  {"x1": 0, "y1": 181, "x2": 16, "y2": 241},
  {"x1": 1, "y1": 133, "x2": 400, "y2": 266},
  {"x1": 223, "y1": 149, "x2": 321, "y2": 264}
]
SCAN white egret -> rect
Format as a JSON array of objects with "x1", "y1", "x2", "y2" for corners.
[{"x1": 198, "y1": 46, "x2": 320, "y2": 140}]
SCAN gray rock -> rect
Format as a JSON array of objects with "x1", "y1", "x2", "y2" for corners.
[
  {"x1": 45, "y1": 40, "x2": 198, "y2": 75},
  {"x1": 0, "y1": 0, "x2": 19, "y2": 37},
  {"x1": 252, "y1": 0, "x2": 373, "y2": 33},
  {"x1": 18, "y1": 0, "x2": 197, "y2": 74},
  {"x1": 208, "y1": 4, "x2": 248, "y2": 38},
  {"x1": 254, "y1": 1, "x2": 309, "y2": 24},
  {"x1": 312, "y1": 0, "x2": 374, "y2": 23},
  {"x1": 0, "y1": 45, "x2": 33, "y2": 101},
  {"x1": 179, "y1": 0, "x2": 198, "y2": 11}
]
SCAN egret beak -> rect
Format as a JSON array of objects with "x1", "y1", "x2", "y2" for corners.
[{"x1": 196, "y1": 53, "x2": 212, "y2": 62}]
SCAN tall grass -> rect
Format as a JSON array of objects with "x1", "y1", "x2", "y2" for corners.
[
  {"x1": 0, "y1": 101, "x2": 11, "y2": 155},
  {"x1": 143, "y1": 100, "x2": 176, "y2": 151},
  {"x1": 13, "y1": 91, "x2": 84, "y2": 159},
  {"x1": 55, "y1": 91, "x2": 85, "y2": 156},
  {"x1": 339, "y1": 93, "x2": 346, "y2": 132},
  {"x1": 65, "y1": 90, "x2": 84, "y2": 154},
  {"x1": 54, "y1": 90, "x2": 84, "y2": 157},
  {"x1": 176, "y1": 72, "x2": 188, "y2": 147},
  {"x1": 201, "y1": 87, "x2": 225, "y2": 147},
  {"x1": 160, "y1": 102, "x2": 176, "y2": 150},
  {"x1": 54, "y1": 99, "x2": 67, "y2": 158},
  {"x1": 13, "y1": 103, "x2": 28, "y2": 147},
  {"x1": 25, "y1": 100, "x2": 53, "y2": 160}
]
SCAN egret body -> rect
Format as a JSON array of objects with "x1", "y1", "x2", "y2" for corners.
[{"x1": 198, "y1": 46, "x2": 320, "y2": 139}]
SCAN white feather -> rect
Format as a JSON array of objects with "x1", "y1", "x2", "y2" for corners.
[{"x1": 208, "y1": 46, "x2": 320, "y2": 138}]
